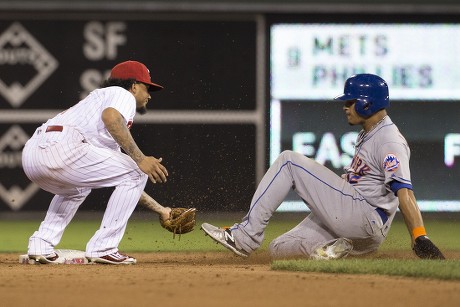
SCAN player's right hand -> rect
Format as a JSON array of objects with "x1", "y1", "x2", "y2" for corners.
[{"x1": 138, "y1": 156, "x2": 168, "y2": 183}]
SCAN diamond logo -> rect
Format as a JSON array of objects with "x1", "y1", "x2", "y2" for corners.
[
  {"x1": 0, "y1": 22, "x2": 59, "y2": 107},
  {"x1": 0, "y1": 125, "x2": 40, "y2": 210}
]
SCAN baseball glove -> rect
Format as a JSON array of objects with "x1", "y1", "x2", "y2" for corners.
[
  {"x1": 160, "y1": 207, "x2": 197, "y2": 239},
  {"x1": 413, "y1": 236, "x2": 445, "y2": 260}
]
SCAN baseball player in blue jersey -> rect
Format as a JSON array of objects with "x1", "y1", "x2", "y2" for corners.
[
  {"x1": 22, "y1": 61, "x2": 171, "y2": 264},
  {"x1": 202, "y1": 73, "x2": 445, "y2": 260}
]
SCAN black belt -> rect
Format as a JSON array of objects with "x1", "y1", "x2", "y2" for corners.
[
  {"x1": 376, "y1": 207, "x2": 388, "y2": 224},
  {"x1": 45, "y1": 125, "x2": 63, "y2": 133}
]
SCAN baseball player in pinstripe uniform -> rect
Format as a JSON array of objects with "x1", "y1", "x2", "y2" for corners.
[
  {"x1": 202, "y1": 74, "x2": 445, "y2": 260},
  {"x1": 22, "y1": 60, "x2": 170, "y2": 264}
]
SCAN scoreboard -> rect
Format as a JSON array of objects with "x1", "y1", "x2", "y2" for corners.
[{"x1": 269, "y1": 20, "x2": 460, "y2": 211}]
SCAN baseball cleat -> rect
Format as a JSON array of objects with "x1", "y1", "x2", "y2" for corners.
[
  {"x1": 200, "y1": 223, "x2": 249, "y2": 258},
  {"x1": 87, "y1": 251, "x2": 137, "y2": 265},
  {"x1": 28, "y1": 252, "x2": 65, "y2": 264},
  {"x1": 310, "y1": 238, "x2": 353, "y2": 260}
]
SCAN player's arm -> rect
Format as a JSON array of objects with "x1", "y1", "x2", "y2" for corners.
[
  {"x1": 101, "y1": 107, "x2": 168, "y2": 183},
  {"x1": 397, "y1": 187, "x2": 445, "y2": 259},
  {"x1": 138, "y1": 192, "x2": 171, "y2": 221},
  {"x1": 397, "y1": 188, "x2": 424, "y2": 244},
  {"x1": 102, "y1": 107, "x2": 144, "y2": 162},
  {"x1": 138, "y1": 191, "x2": 197, "y2": 236}
]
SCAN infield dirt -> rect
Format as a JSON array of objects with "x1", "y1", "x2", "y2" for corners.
[{"x1": 1, "y1": 251, "x2": 460, "y2": 307}]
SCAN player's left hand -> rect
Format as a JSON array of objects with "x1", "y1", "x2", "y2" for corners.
[
  {"x1": 413, "y1": 236, "x2": 445, "y2": 260},
  {"x1": 160, "y1": 207, "x2": 197, "y2": 239}
]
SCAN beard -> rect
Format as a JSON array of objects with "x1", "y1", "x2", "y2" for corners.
[{"x1": 136, "y1": 106, "x2": 147, "y2": 115}]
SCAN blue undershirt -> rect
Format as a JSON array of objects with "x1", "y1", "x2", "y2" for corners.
[{"x1": 390, "y1": 180, "x2": 413, "y2": 195}]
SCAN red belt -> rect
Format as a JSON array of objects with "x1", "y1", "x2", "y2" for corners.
[{"x1": 45, "y1": 125, "x2": 64, "y2": 133}]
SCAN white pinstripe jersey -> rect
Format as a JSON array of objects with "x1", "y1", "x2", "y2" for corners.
[{"x1": 45, "y1": 86, "x2": 136, "y2": 151}]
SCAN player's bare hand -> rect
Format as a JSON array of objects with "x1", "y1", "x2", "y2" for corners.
[
  {"x1": 160, "y1": 206, "x2": 172, "y2": 221},
  {"x1": 138, "y1": 156, "x2": 168, "y2": 183}
]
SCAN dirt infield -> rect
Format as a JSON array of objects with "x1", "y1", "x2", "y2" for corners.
[{"x1": 1, "y1": 251, "x2": 459, "y2": 307}]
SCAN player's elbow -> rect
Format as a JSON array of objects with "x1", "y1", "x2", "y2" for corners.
[{"x1": 101, "y1": 107, "x2": 124, "y2": 126}]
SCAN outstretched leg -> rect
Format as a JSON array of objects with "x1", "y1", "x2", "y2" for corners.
[
  {"x1": 28, "y1": 189, "x2": 90, "y2": 256},
  {"x1": 231, "y1": 151, "x2": 376, "y2": 254}
]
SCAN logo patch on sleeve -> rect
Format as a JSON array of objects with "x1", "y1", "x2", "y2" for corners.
[{"x1": 383, "y1": 154, "x2": 400, "y2": 172}]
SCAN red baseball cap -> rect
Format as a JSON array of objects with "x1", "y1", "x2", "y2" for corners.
[{"x1": 110, "y1": 60, "x2": 163, "y2": 92}]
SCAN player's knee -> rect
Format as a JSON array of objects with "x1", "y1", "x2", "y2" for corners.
[
  {"x1": 73, "y1": 188, "x2": 91, "y2": 199},
  {"x1": 268, "y1": 237, "x2": 293, "y2": 259},
  {"x1": 279, "y1": 150, "x2": 294, "y2": 158},
  {"x1": 268, "y1": 239, "x2": 282, "y2": 258},
  {"x1": 139, "y1": 173, "x2": 148, "y2": 185},
  {"x1": 278, "y1": 150, "x2": 295, "y2": 163},
  {"x1": 279, "y1": 150, "x2": 309, "y2": 163},
  {"x1": 127, "y1": 172, "x2": 148, "y2": 187},
  {"x1": 269, "y1": 234, "x2": 313, "y2": 259}
]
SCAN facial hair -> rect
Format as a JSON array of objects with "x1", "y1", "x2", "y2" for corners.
[{"x1": 136, "y1": 106, "x2": 147, "y2": 115}]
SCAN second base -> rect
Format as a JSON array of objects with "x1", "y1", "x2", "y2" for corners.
[{"x1": 19, "y1": 249, "x2": 89, "y2": 264}]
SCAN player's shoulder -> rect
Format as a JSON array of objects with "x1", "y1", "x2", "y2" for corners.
[
  {"x1": 373, "y1": 117, "x2": 407, "y2": 142},
  {"x1": 99, "y1": 86, "x2": 130, "y2": 95},
  {"x1": 377, "y1": 118, "x2": 409, "y2": 148},
  {"x1": 98, "y1": 86, "x2": 134, "y2": 101},
  {"x1": 378, "y1": 116, "x2": 400, "y2": 135}
]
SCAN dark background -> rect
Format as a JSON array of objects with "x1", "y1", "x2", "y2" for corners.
[
  {"x1": 0, "y1": 19, "x2": 256, "y2": 110},
  {"x1": 0, "y1": 17, "x2": 258, "y2": 212}
]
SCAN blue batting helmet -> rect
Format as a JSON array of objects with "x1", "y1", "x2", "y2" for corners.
[{"x1": 334, "y1": 74, "x2": 389, "y2": 117}]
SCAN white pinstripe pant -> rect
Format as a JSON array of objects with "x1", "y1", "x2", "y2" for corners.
[{"x1": 22, "y1": 125, "x2": 148, "y2": 257}]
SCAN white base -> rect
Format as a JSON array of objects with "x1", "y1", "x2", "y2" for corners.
[{"x1": 19, "y1": 249, "x2": 89, "y2": 264}]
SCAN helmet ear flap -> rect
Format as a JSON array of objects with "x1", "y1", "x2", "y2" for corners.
[{"x1": 355, "y1": 98, "x2": 373, "y2": 117}]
